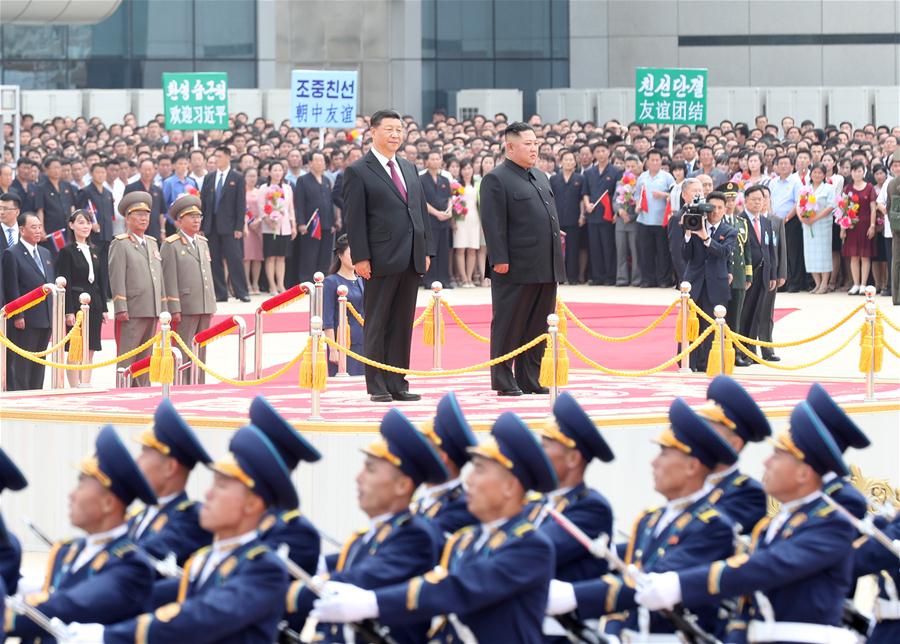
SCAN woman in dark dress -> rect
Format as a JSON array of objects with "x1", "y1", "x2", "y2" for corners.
[
  {"x1": 322, "y1": 234, "x2": 365, "y2": 377},
  {"x1": 840, "y1": 160, "x2": 878, "y2": 294},
  {"x1": 54, "y1": 209, "x2": 108, "y2": 386}
]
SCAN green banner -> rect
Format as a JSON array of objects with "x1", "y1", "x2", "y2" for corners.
[
  {"x1": 163, "y1": 72, "x2": 229, "y2": 130},
  {"x1": 634, "y1": 67, "x2": 707, "y2": 125}
]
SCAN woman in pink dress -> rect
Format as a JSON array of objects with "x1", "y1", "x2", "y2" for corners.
[
  {"x1": 242, "y1": 166, "x2": 264, "y2": 294},
  {"x1": 258, "y1": 160, "x2": 297, "y2": 294},
  {"x1": 840, "y1": 160, "x2": 878, "y2": 294}
]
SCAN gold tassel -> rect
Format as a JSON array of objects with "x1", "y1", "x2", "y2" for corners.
[
  {"x1": 343, "y1": 323, "x2": 351, "y2": 348},
  {"x1": 555, "y1": 300, "x2": 568, "y2": 337},
  {"x1": 706, "y1": 326, "x2": 722, "y2": 377},
  {"x1": 556, "y1": 345, "x2": 570, "y2": 386},
  {"x1": 67, "y1": 315, "x2": 83, "y2": 364},
  {"x1": 157, "y1": 336, "x2": 174, "y2": 384},
  {"x1": 149, "y1": 337, "x2": 162, "y2": 382},
  {"x1": 298, "y1": 337, "x2": 313, "y2": 388},
  {"x1": 675, "y1": 303, "x2": 685, "y2": 343},
  {"x1": 687, "y1": 306, "x2": 700, "y2": 342},
  {"x1": 312, "y1": 340, "x2": 328, "y2": 390},
  {"x1": 423, "y1": 303, "x2": 434, "y2": 346},
  {"x1": 859, "y1": 322, "x2": 873, "y2": 373},
  {"x1": 538, "y1": 338, "x2": 555, "y2": 388}
]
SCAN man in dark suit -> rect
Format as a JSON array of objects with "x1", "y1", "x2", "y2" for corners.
[
  {"x1": 201, "y1": 145, "x2": 249, "y2": 302},
  {"x1": 293, "y1": 150, "x2": 335, "y2": 284},
  {"x1": 669, "y1": 177, "x2": 702, "y2": 287},
  {"x1": 124, "y1": 158, "x2": 166, "y2": 241},
  {"x1": 580, "y1": 140, "x2": 621, "y2": 285},
  {"x1": 681, "y1": 190, "x2": 737, "y2": 371},
  {"x1": 737, "y1": 185, "x2": 777, "y2": 366},
  {"x1": 481, "y1": 121, "x2": 564, "y2": 396},
  {"x1": 344, "y1": 109, "x2": 433, "y2": 402},
  {"x1": 9, "y1": 159, "x2": 37, "y2": 214},
  {"x1": 79, "y1": 162, "x2": 116, "y2": 300},
  {"x1": 2, "y1": 212, "x2": 55, "y2": 390},
  {"x1": 34, "y1": 156, "x2": 76, "y2": 255},
  {"x1": 0, "y1": 192, "x2": 21, "y2": 308},
  {"x1": 758, "y1": 185, "x2": 787, "y2": 362}
]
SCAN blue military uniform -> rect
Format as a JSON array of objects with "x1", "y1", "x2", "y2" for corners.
[
  {"x1": 569, "y1": 398, "x2": 737, "y2": 639},
  {"x1": 249, "y1": 396, "x2": 323, "y2": 576},
  {"x1": 413, "y1": 393, "x2": 479, "y2": 544},
  {"x1": 129, "y1": 400, "x2": 212, "y2": 567},
  {"x1": 673, "y1": 402, "x2": 856, "y2": 643},
  {"x1": 532, "y1": 391, "x2": 614, "y2": 583},
  {"x1": 853, "y1": 512, "x2": 900, "y2": 642},
  {"x1": 285, "y1": 408, "x2": 448, "y2": 644},
  {"x1": 700, "y1": 376, "x2": 771, "y2": 534},
  {"x1": 0, "y1": 448, "x2": 27, "y2": 595},
  {"x1": 808, "y1": 383, "x2": 870, "y2": 519},
  {"x1": 372, "y1": 412, "x2": 559, "y2": 644},
  {"x1": 103, "y1": 424, "x2": 294, "y2": 644},
  {"x1": 6, "y1": 426, "x2": 157, "y2": 644}
]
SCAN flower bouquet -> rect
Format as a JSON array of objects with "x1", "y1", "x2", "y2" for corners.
[
  {"x1": 450, "y1": 181, "x2": 468, "y2": 221},
  {"x1": 614, "y1": 171, "x2": 637, "y2": 207},
  {"x1": 263, "y1": 185, "x2": 285, "y2": 224},
  {"x1": 834, "y1": 192, "x2": 860, "y2": 230},
  {"x1": 797, "y1": 185, "x2": 818, "y2": 235}
]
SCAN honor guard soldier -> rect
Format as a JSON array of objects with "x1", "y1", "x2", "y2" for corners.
[
  {"x1": 109, "y1": 191, "x2": 166, "y2": 387},
  {"x1": 700, "y1": 375, "x2": 771, "y2": 534},
  {"x1": 413, "y1": 393, "x2": 479, "y2": 545},
  {"x1": 284, "y1": 408, "x2": 448, "y2": 643},
  {"x1": 130, "y1": 400, "x2": 213, "y2": 572},
  {"x1": 249, "y1": 396, "x2": 323, "y2": 577},
  {"x1": 547, "y1": 398, "x2": 738, "y2": 640},
  {"x1": 7, "y1": 426, "x2": 157, "y2": 642},
  {"x1": 70, "y1": 423, "x2": 295, "y2": 643},
  {"x1": 853, "y1": 511, "x2": 900, "y2": 642},
  {"x1": 637, "y1": 402, "x2": 858, "y2": 644},
  {"x1": 718, "y1": 181, "x2": 753, "y2": 340},
  {"x1": 312, "y1": 411, "x2": 559, "y2": 644},
  {"x1": 161, "y1": 194, "x2": 216, "y2": 383},
  {"x1": 807, "y1": 383, "x2": 870, "y2": 519},
  {"x1": 0, "y1": 447, "x2": 27, "y2": 594}
]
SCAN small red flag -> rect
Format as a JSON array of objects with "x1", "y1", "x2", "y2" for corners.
[
  {"x1": 49, "y1": 229, "x2": 67, "y2": 251},
  {"x1": 640, "y1": 186, "x2": 649, "y2": 213},
  {"x1": 600, "y1": 191, "x2": 613, "y2": 222},
  {"x1": 662, "y1": 198, "x2": 673, "y2": 226}
]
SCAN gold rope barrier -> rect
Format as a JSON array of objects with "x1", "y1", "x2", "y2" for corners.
[
  {"x1": 30, "y1": 311, "x2": 83, "y2": 358},
  {"x1": 883, "y1": 337, "x2": 900, "y2": 360},
  {"x1": 0, "y1": 330, "x2": 159, "y2": 370},
  {"x1": 561, "y1": 325, "x2": 714, "y2": 377},
  {"x1": 441, "y1": 301, "x2": 490, "y2": 343},
  {"x1": 322, "y1": 333, "x2": 548, "y2": 377},
  {"x1": 171, "y1": 332, "x2": 305, "y2": 386},
  {"x1": 880, "y1": 310, "x2": 900, "y2": 333},
  {"x1": 559, "y1": 299, "x2": 680, "y2": 343},
  {"x1": 346, "y1": 302, "x2": 365, "y2": 327},
  {"x1": 412, "y1": 300, "x2": 433, "y2": 328},
  {"x1": 728, "y1": 326, "x2": 862, "y2": 371}
]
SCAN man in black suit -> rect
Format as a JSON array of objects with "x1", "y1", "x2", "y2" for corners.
[
  {"x1": 79, "y1": 162, "x2": 116, "y2": 300},
  {"x1": 201, "y1": 145, "x2": 249, "y2": 302},
  {"x1": 2, "y1": 212, "x2": 55, "y2": 390},
  {"x1": 0, "y1": 192, "x2": 22, "y2": 308},
  {"x1": 124, "y1": 158, "x2": 166, "y2": 240},
  {"x1": 681, "y1": 191, "x2": 737, "y2": 371},
  {"x1": 293, "y1": 150, "x2": 335, "y2": 284},
  {"x1": 480, "y1": 121, "x2": 564, "y2": 396},
  {"x1": 344, "y1": 109, "x2": 433, "y2": 402},
  {"x1": 737, "y1": 185, "x2": 778, "y2": 366},
  {"x1": 9, "y1": 159, "x2": 37, "y2": 214}
]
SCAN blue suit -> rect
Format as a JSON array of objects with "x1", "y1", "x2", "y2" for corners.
[
  {"x1": 573, "y1": 497, "x2": 734, "y2": 637},
  {"x1": 285, "y1": 510, "x2": 439, "y2": 643},
  {"x1": 707, "y1": 469, "x2": 767, "y2": 535},
  {"x1": 0, "y1": 513, "x2": 21, "y2": 594},
  {"x1": 378, "y1": 510, "x2": 555, "y2": 644},
  {"x1": 7, "y1": 534, "x2": 153, "y2": 643},
  {"x1": 129, "y1": 491, "x2": 212, "y2": 567},
  {"x1": 259, "y1": 507, "x2": 321, "y2": 576},
  {"x1": 825, "y1": 475, "x2": 868, "y2": 519},
  {"x1": 413, "y1": 481, "x2": 477, "y2": 548},
  {"x1": 105, "y1": 539, "x2": 288, "y2": 644},
  {"x1": 853, "y1": 513, "x2": 900, "y2": 643},
  {"x1": 527, "y1": 483, "x2": 612, "y2": 582},
  {"x1": 679, "y1": 495, "x2": 855, "y2": 640}
]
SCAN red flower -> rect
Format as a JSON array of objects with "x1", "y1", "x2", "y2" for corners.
[
  {"x1": 186, "y1": 186, "x2": 199, "y2": 196},
  {"x1": 851, "y1": 194, "x2": 859, "y2": 202},
  {"x1": 263, "y1": 204, "x2": 273, "y2": 214}
]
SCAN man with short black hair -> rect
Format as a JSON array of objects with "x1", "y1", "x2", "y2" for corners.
[
  {"x1": 35, "y1": 156, "x2": 76, "y2": 253},
  {"x1": 294, "y1": 150, "x2": 335, "y2": 284}
]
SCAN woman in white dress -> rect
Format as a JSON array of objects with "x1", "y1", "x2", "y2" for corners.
[
  {"x1": 801, "y1": 163, "x2": 835, "y2": 293},
  {"x1": 452, "y1": 160, "x2": 481, "y2": 287}
]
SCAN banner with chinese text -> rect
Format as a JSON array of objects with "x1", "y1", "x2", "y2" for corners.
[
  {"x1": 163, "y1": 72, "x2": 229, "y2": 130},
  {"x1": 634, "y1": 67, "x2": 707, "y2": 125},
  {"x1": 291, "y1": 69, "x2": 358, "y2": 128}
]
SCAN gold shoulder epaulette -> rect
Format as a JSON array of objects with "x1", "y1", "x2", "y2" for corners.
[
  {"x1": 698, "y1": 508, "x2": 719, "y2": 523},
  {"x1": 175, "y1": 499, "x2": 195, "y2": 511},
  {"x1": 525, "y1": 491, "x2": 544, "y2": 503},
  {"x1": 127, "y1": 505, "x2": 145, "y2": 520},
  {"x1": 816, "y1": 505, "x2": 836, "y2": 518},
  {"x1": 246, "y1": 545, "x2": 269, "y2": 560},
  {"x1": 197, "y1": 233, "x2": 207, "y2": 241},
  {"x1": 281, "y1": 509, "x2": 301, "y2": 522},
  {"x1": 113, "y1": 543, "x2": 137, "y2": 558},
  {"x1": 114, "y1": 233, "x2": 130, "y2": 240},
  {"x1": 733, "y1": 475, "x2": 748, "y2": 486},
  {"x1": 513, "y1": 521, "x2": 535, "y2": 537},
  {"x1": 145, "y1": 235, "x2": 156, "y2": 242},
  {"x1": 165, "y1": 234, "x2": 181, "y2": 244}
]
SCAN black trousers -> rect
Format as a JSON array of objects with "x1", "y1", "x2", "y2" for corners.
[
  {"x1": 296, "y1": 229, "x2": 335, "y2": 285},
  {"x1": 637, "y1": 223, "x2": 671, "y2": 286},
  {"x1": 688, "y1": 287, "x2": 720, "y2": 372},
  {"x1": 363, "y1": 263, "x2": 420, "y2": 395},
  {"x1": 726, "y1": 288, "x2": 745, "y2": 336},
  {"x1": 209, "y1": 232, "x2": 249, "y2": 299},
  {"x1": 95, "y1": 240, "x2": 111, "y2": 299},
  {"x1": 784, "y1": 217, "x2": 806, "y2": 290},
  {"x1": 560, "y1": 225, "x2": 583, "y2": 284},
  {"x1": 424, "y1": 226, "x2": 451, "y2": 287},
  {"x1": 741, "y1": 268, "x2": 767, "y2": 348},
  {"x1": 7, "y1": 325, "x2": 51, "y2": 390},
  {"x1": 587, "y1": 221, "x2": 616, "y2": 284},
  {"x1": 489, "y1": 280, "x2": 557, "y2": 392},
  {"x1": 758, "y1": 284, "x2": 777, "y2": 357}
]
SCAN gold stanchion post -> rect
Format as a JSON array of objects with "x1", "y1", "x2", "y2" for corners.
[
  {"x1": 679, "y1": 281, "x2": 691, "y2": 373},
  {"x1": 335, "y1": 284, "x2": 349, "y2": 378}
]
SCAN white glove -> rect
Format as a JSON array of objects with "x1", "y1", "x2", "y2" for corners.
[
  {"x1": 546, "y1": 579, "x2": 577, "y2": 615},
  {"x1": 635, "y1": 571, "x2": 682, "y2": 611},
  {"x1": 154, "y1": 552, "x2": 181, "y2": 579},
  {"x1": 310, "y1": 581, "x2": 379, "y2": 623},
  {"x1": 64, "y1": 622, "x2": 105, "y2": 644}
]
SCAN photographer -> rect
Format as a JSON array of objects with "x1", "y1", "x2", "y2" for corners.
[
  {"x1": 681, "y1": 190, "x2": 736, "y2": 371},
  {"x1": 668, "y1": 177, "x2": 702, "y2": 286}
]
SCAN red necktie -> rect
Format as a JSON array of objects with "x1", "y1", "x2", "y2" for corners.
[
  {"x1": 753, "y1": 215, "x2": 761, "y2": 243},
  {"x1": 387, "y1": 159, "x2": 407, "y2": 202}
]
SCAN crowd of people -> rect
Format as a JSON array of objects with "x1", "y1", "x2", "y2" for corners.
[{"x1": 1, "y1": 110, "x2": 899, "y2": 388}]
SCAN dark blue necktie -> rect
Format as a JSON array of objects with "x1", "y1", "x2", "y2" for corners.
[{"x1": 215, "y1": 172, "x2": 225, "y2": 208}]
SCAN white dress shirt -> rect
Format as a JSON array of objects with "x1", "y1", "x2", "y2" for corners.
[
  {"x1": 653, "y1": 484, "x2": 713, "y2": 537},
  {"x1": 765, "y1": 490, "x2": 822, "y2": 544},
  {"x1": 196, "y1": 529, "x2": 259, "y2": 585},
  {"x1": 472, "y1": 517, "x2": 507, "y2": 551},
  {"x1": 72, "y1": 523, "x2": 129, "y2": 572},
  {"x1": 133, "y1": 491, "x2": 180, "y2": 539},
  {"x1": 706, "y1": 462, "x2": 739, "y2": 487},
  {"x1": 370, "y1": 147, "x2": 407, "y2": 192},
  {"x1": 2, "y1": 223, "x2": 18, "y2": 247},
  {"x1": 415, "y1": 477, "x2": 462, "y2": 513},
  {"x1": 76, "y1": 241, "x2": 95, "y2": 283}
]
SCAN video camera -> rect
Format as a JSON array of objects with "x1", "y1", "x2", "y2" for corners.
[{"x1": 680, "y1": 194, "x2": 715, "y2": 232}]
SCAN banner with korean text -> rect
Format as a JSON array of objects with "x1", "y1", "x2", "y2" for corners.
[
  {"x1": 163, "y1": 72, "x2": 229, "y2": 130},
  {"x1": 634, "y1": 67, "x2": 707, "y2": 125},
  {"x1": 291, "y1": 69, "x2": 358, "y2": 128}
]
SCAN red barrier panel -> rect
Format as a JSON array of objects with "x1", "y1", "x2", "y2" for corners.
[
  {"x1": 3, "y1": 285, "x2": 51, "y2": 318},
  {"x1": 128, "y1": 355, "x2": 151, "y2": 376},
  {"x1": 194, "y1": 316, "x2": 239, "y2": 346},
  {"x1": 259, "y1": 284, "x2": 306, "y2": 313}
]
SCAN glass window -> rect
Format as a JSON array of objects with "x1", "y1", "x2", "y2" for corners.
[
  {"x1": 3, "y1": 61, "x2": 69, "y2": 89},
  {"x1": 422, "y1": 0, "x2": 436, "y2": 58},
  {"x1": 436, "y1": 0, "x2": 493, "y2": 58},
  {"x1": 68, "y1": 3, "x2": 129, "y2": 59},
  {"x1": 70, "y1": 60, "x2": 133, "y2": 89},
  {"x1": 2, "y1": 25, "x2": 67, "y2": 60},
  {"x1": 494, "y1": 0, "x2": 550, "y2": 58},
  {"x1": 550, "y1": 0, "x2": 569, "y2": 59},
  {"x1": 552, "y1": 60, "x2": 569, "y2": 87},
  {"x1": 421, "y1": 60, "x2": 437, "y2": 118},
  {"x1": 131, "y1": 0, "x2": 194, "y2": 58},
  {"x1": 495, "y1": 59, "x2": 550, "y2": 117},
  {"x1": 195, "y1": 60, "x2": 256, "y2": 88},
  {"x1": 135, "y1": 60, "x2": 194, "y2": 88},
  {"x1": 194, "y1": 0, "x2": 255, "y2": 59}
]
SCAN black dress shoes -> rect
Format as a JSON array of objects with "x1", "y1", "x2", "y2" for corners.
[
  {"x1": 733, "y1": 355, "x2": 752, "y2": 367},
  {"x1": 239, "y1": 295, "x2": 251, "y2": 303},
  {"x1": 528, "y1": 387, "x2": 550, "y2": 395},
  {"x1": 370, "y1": 394, "x2": 393, "y2": 403},
  {"x1": 391, "y1": 391, "x2": 421, "y2": 402},
  {"x1": 497, "y1": 389, "x2": 523, "y2": 397},
  {"x1": 761, "y1": 354, "x2": 781, "y2": 362}
]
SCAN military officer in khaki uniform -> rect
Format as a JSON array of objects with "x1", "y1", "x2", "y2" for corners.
[
  {"x1": 109, "y1": 191, "x2": 166, "y2": 386},
  {"x1": 718, "y1": 182, "x2": 752, "y2": 342},
  {"x1": 161, "y1": 194, "x2": 216, "y2": 383}
]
